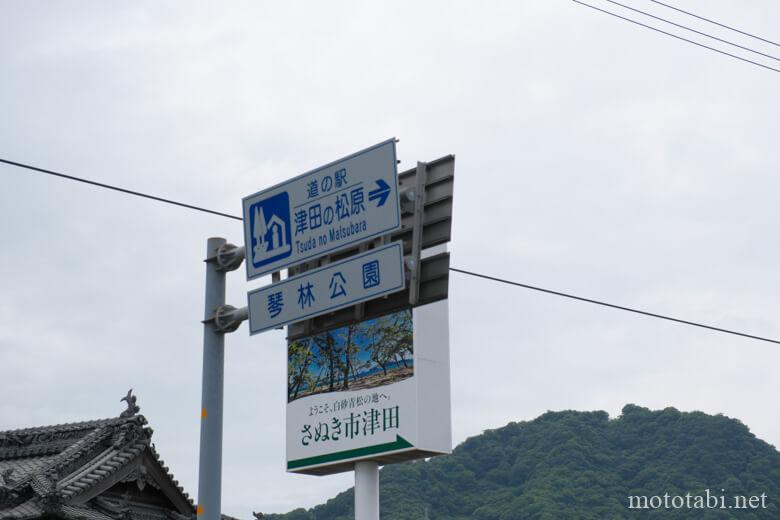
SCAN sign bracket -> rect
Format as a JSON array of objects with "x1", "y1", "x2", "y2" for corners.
[{"x1": 408, "y1": 161, "x2": 428, "y2": 306}]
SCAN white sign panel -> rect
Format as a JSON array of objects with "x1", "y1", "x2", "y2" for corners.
[
  {"x1": 247, "y1": 242, "x2": 405, "y2": 335},
  {"x1": 242, "y1": 139, "x2": 400, "y2": 280},
  {"x1": 286, "y1": 300, "x2": 452, "y2": 475}
]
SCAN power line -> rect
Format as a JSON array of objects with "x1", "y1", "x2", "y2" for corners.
[
  {"x1": 0, "y1": 158, "x2": 242, "y2": 221},
  {"x1": 649, "y1": 0, "x2": 780, "y2": 48},
  {"x1": 449, "y1": 268, "x2": 780, "y2": 345},
  {"x1": 3, "y1": 156, "x2": 779, "y2": 346},
  {"x1": 571, "y1": 0, "x2": 780, "y2": 74},
  {"x1": 604, "y1": 0, "x2": 779, "y2": 62}
]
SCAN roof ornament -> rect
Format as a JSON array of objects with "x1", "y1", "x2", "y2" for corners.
[{"x1": 120, "y1": 389, "x2": 141, "y2": 418}]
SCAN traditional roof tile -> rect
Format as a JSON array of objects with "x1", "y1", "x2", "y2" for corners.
[
  {"x1": 0, "y1": 392, "x2": 195, "y2": 520},
  {"x1": 0, "y1": 500, "x2": 44, "y2": 520},
  {"x1": 61, "y1": 504, "x2": 115, "y2": 520}
]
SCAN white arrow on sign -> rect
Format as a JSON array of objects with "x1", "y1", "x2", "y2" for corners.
[{"x1": 247, "y1": 242, "x2": 406, "y2": 335}]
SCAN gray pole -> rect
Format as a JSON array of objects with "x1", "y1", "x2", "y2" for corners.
[
  {"x1": 354, "y1": 461, "x2": 379, "y2": 520},
  {"x1": 197, "y1": 237, "x2": 227, "y2": 520}
]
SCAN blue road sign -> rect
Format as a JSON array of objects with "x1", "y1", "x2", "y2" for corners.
[
  {"x1": 247, "y1": 242, "x2": 406, "y2": 335},
  {"x1": 243, "y1": 139, "x2": 401, "y2": 280}
]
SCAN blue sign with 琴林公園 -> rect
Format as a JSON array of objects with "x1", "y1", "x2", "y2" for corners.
[
  {"x1": 246, "y1": 241, "x2": 406, "y2": 334},
  {"x1": 242, "y1": 139, "x2": 401, "y2": 280}
]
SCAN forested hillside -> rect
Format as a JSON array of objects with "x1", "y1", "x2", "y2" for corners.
[{"x1": 264, "y1": 405, "x2": 780, "y2": 519}]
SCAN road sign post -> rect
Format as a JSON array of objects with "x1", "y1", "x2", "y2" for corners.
[
  {"x1": 197, "y1": 238, "x2": 227, "y2": 520},
  {"x1": 240, "y1": 143, "x2": 455, "y2": 520},
  {"x1": 197, "y1": 239, "x2": 245, "y2": 520},
  {"x1": 355, "y1": 461, "x2": 379, "y2": 520}
]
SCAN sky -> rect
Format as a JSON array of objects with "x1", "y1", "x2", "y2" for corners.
[{"x1": 1, "y1": 0, "x2": 779, "y2": 516}]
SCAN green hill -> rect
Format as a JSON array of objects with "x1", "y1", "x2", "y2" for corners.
[{"x1": 264, "y1": 405, "x2": 780, "y2": 519}]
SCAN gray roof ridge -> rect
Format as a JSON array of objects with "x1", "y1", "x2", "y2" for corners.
[
  {"x1": 0, "y1": 415, "x2": 149, "y2": 500},
  {"x1": 58, "y1": 437, "x2": 150, "y2": 499},
  {"x1": 55, "y1": 429, "x2": 195, "y2": 511},
  {"x1": 49, "y1": 415, "x2": 151, "y2": 493},
  {"x1": 146, "y1": 444, "x2": 195, "y2": 509},
  {"x1": 0, "y1": 415, "x2": 144, "y2": 462},
  {"x1": 0, "y1": 417, "x2": 122, "y2": 436}
]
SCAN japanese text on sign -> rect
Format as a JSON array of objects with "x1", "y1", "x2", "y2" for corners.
[
  {"x1": 242, "y1": 139, "x2": 400, "y2": 279},
  {"x1": 301, "y1": 406, "x2": 400, "y2": 446},
  {"x1": 247, "y1": 242, "x2": 405, "y2": 334}
]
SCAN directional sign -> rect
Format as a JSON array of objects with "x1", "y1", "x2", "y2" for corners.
[
  {"x1": 247, "y1": 242, "x2": 405, "y2": 335},
  {"x1": 242, "y1": 139, "x2": 400, "y2": 280},
  {"x1": 285, "y1": 299, "x2": 452, "y2": 475}
]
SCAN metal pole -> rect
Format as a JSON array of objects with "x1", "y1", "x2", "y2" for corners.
[
  {"x1": 197, "y1": 237, "x2": 227, "y2": 520},
  {"x1": 354, "y1": 461, "x2": 379, "y2": 520}
]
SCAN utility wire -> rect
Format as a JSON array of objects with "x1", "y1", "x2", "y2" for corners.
[
  {"x1": 604, "y1": 0, "x2": 779, "y2": 61},
  {"x1": 3, "y1": 156, "x2": 779, "y2": 345},
  {"x1": 650, "y1": 0, "x2": 780, "y2": 48},
  {"x1": 0, "y1": 158, "x2": 243, "y2": 221},
  {"x1": 571, "y1": 0, "x2": 780, "y2": 74},
  {"x1": 449, "y1": 268, "x2": 780, "y2": 345}
]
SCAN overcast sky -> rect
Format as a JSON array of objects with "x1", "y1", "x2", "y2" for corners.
[{"x1": 1, "y1": 0, "x2": 779, "y2": 516}]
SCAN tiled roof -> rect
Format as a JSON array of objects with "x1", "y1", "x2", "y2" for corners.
[
  {"x1": 146, "y1": 445, "x2": 193, "y2": 506},
  {"x1": 0, "y1": 418, "x2": 123, "y2": 461},
  {"x1": 61, "y1": 504, "x2": 115, "y2": 520},
  {"x1": 0, "y1": 398, "x2": 194, "y2": 520},
  {"x1": 0, "y1": 458, "x2": 50, "y2": 481},
  {"x1": 0, "y1": 501, "x2": 44, "y2": 520}
]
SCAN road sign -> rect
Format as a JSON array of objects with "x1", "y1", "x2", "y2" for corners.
[
  {"x1": 287, "y1": 155, "x2": 455, "y2": 341},
  {"x1": 286, "y1": 299, "x2": 452, "y2": 475},
  {"x1": 242, "y1": 139, "x2": 401, "y2": 280},
  {"x1": 246, "y1": 242, "x2": 405, "y2": 335}
]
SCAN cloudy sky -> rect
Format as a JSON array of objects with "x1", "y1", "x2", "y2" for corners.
[{"x1": 1, "y1": 0, "x2": 778, "y2": 516}]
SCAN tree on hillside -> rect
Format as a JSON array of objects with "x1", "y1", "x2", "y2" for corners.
[{"x1": 267, "y1": 405, "x2": 780, "y2": 519}]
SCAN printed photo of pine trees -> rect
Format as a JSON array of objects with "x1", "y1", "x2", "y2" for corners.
[{"x1": 288, "y1": 309, "x2": 413, "y2": 402}]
